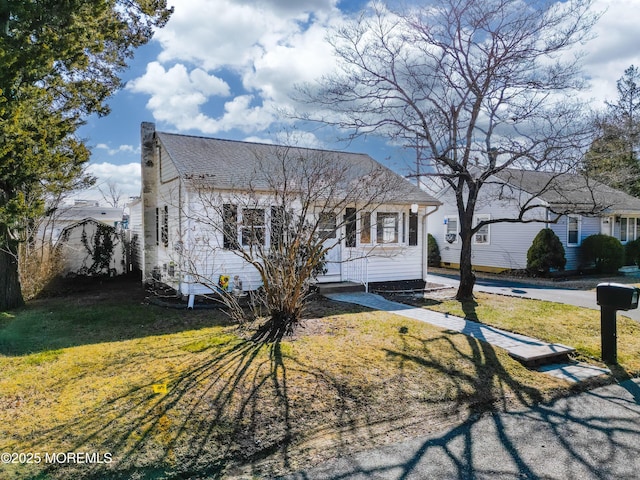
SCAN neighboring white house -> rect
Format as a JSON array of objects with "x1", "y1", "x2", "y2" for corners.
[
  {"x1": 40, "y1": 201, "x2": 124, "y2": 244},
  {"x1": 429, "y1": 169, "x2": 640, "y2": 273},
  {"x1": 139, "y1": 122, "x2": 441, "y2": 296},
  {"x1": 56, "y1": 218, "x2": 127, "y2": 276}
]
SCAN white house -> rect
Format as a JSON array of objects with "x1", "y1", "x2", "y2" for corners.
[
  {"x1": 429, "y1": 169, "x2": 640, "y2": 273},
  {"x1": 139, "y1": 122, "x2": 440, "y2": 297},
  {"x1": 39, "y1": 201, "x2": 124, "y2": 245},
  {"x1": 56, "y1": 218, "x2": 127, "y2": 276}
]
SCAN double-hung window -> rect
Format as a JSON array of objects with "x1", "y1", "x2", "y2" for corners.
[
  {"x1": 408, "y1": 211, "x2": 418, "y2": 246},
  {"x1": 619, "y1": 217, "x2": 640, "y2": 243},
  {"x1": 241, "y1": 208, "x2": 265, "y2": 246},
  {"x1": 360, "y1": 212, "x2": 372, "y2": 244},
  {"x1": 318, "y1": 213, "x2": 337, "y2": 240},
  {"x1": 473, "y1": 214, "x2": 490, "y2": 245},
  {"x1": 376, "y1": 212, "x2": 399, "y2": 244},
  {"x1": 222, "y1": 204, "x2": 238, "y2": 249},
  {"x1": 444, "y1": 216, "x2": 458, "y2": 244},
  {"x1": 567, "y1": 215, "x2": 580, "y2": 246}
]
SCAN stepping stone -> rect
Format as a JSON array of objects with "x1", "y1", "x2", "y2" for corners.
[
  {"x1": 508, "y1": 343, "x2": 576, "y2": 367},
  {"x1": 538, "y1": 363, "x2": 610, "y2": 383}
]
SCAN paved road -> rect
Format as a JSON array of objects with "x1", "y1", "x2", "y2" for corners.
[
  {"x1": 426, "y1": 273, "x2": 640, "y2": 322},
  {"x1": 282, "y1": 378, "x2": 640, "y2": 479}
]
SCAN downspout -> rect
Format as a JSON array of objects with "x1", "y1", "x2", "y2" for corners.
[{"x1": 422, "y1": 204, "x2": 440, "y2": 282}]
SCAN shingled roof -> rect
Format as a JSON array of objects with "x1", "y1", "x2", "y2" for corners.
[
  {"x1": 494, "y1": 168, "x2": 640, "y2": 215},
  {"x1": 155, "y1": 131, "x2": 439, "y2": 205}
]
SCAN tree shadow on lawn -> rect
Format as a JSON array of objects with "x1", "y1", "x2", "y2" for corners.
[
  {"x1": 3, "y1": 302, "x2": 375, "y2": 479},
  {"x1": 3, "y1": 295, "x2": 610, "y2": 480},
  {"x1": 8, "y1": 337, "x2": 289, "y2": 479},
  {"x1": 283, "y1": 301, "x2": 637, "y2": 480},
  {"x1": 282, "y1": 332, "x2": 639, "y2": 480}
]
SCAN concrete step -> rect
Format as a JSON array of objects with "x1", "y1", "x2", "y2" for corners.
[
  {"x1": 316, "y1": 282, "x2": 366, "y2": 295},
  {"x1": 538, "y1": 362, "x2": 610, "y2": 383},
  {"x1": 508, "y1": 343, "x2": 576, "y2": 367}
]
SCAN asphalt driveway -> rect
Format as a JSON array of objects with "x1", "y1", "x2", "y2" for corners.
[
  {"x1": 282, "y1": 378, "x2": 640, "y2": 479},
  {"x1": 426, "y1": 272, "x2": 640, "y2": 322}
]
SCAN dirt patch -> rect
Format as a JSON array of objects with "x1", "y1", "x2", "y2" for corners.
[{"x1": 34, "y1": 273, "x2": 147, "y2": 305}]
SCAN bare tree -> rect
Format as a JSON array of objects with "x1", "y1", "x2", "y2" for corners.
[
  {"x1": 298, "y1": 0, "x2": 600, "y2": 299},
  {"x1": 99, "y1": 180, "x2": 124, "y2": 208},
  {"x1": 177, "y1": 143, "x2": 408, "y2": 340}
]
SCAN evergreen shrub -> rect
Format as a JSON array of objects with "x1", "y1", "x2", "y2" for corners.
[
  {"x1": 526, "y1": 228, "x2": 566, "y2": 275},
  {"x1": 581, "y1": 234, "x2": 624, "y2": 273}
]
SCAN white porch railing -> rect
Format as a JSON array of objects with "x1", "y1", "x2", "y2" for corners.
[{"x1": 342, "y1": 256, "x2": 369, "y2": 292}]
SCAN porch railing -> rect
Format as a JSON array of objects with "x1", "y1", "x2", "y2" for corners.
[{"x1": 342, "y1": 256, "x2": 369, "y2": 292}]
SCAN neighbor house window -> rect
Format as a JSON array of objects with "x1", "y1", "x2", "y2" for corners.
[
  {"x1": 619, "y1": 217, "x2": 639, "y2": 242},
  {"x1": 567, "y1": 215, "x2": 580, "y2": 246},
  {"x1": 473, "y1": 214, "x2": 490, "y2": 245},
  {"x1": 377, "y1": 212, "x2": 399, "y2": 244},
  {"x1": 242, "y1": 208, "x2": 265, "y2": 246},
  {"x1": 444, "y1": 216, "x2": 458, "y2": 244},
  {"x1": 360, "y1": 212, "x2": 371, "y2": 244},
  {"x1": 408, "y1": 211, "x2": 418, "y2": 246}
]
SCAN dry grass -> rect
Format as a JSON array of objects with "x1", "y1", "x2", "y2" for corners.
[
  {"x1": 415, "y1": 292, "x2": 640, "y2": 375},
  {"x1": 0, "y1": 278, "x2": 585, "y2": 479}
]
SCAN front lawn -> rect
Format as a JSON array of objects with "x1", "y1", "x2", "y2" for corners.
[
  {"x1": 0, "y1": 278, "x2": 573, "y2": 479},
  {"x1": 417, "y1": 292, "x2": 640, "y2": 376}
]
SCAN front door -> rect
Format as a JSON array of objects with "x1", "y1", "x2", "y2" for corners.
[{"x1": 316, "y1": 213, "x2": 341, "y2": 283}]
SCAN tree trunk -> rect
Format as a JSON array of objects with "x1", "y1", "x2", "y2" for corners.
[
  {"x1": 0, "y1": 241, "x2": 25, "y2": 310},
  {"x1": 456, "y1": 223, "x2": 476, "y2": 301}
]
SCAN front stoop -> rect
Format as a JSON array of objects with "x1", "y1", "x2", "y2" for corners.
[
  {"x1": 508, "y1": 343, "x2": 575, "y2": 367},
  {"x1": 317, "y1": 282, "x2": 366, "y2": 295}
]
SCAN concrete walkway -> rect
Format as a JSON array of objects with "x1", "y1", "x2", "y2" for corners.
[{"x1": 326, "y1": 292, "x2": 609, "y2": 383}]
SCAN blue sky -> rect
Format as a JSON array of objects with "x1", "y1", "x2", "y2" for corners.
[{"x1": 75, "y1": 0, "x2": 640, "y2": 204}]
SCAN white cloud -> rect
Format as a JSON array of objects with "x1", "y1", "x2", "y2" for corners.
[
  {"x1": 69, "y1": 162, "x2": 141, "y2": 205},
  {"x1": 128, "y1": 0, "x2": 345, "y2": 135},
  {"x1": 95, "y1": 143, "x2": 140, "y2": 156},
  {"x1": 128, "y1": 0, "x2": 640, "y2": 138},
  {"x1": 577, "y1": 0, "x2": 640, "y2": 108},
  {"x1": 127, "y1": 61, "x2": 233, "y2": 132}
]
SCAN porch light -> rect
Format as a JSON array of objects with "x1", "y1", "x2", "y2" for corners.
[{"x1": 410, "y1": 203, "x2": 419, "y2": 214}]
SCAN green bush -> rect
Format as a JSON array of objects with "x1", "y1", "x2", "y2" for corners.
[
  {"x1": 625, "y1": 238, "x2": 640, "y2": 266},
  {"x1": 427, "y1": 233, "x2": 441, "y2": 267},
  {"x1": 526, "y1": 228, "x2": 566, "y2": 275},
  {"x1": 581, "y1": 234, "x2": 625, "y2": 273}
]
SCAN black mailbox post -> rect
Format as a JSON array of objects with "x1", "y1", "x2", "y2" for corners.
[{"x1": 596, "y1": 283, "x2": 640, "y2": 364}]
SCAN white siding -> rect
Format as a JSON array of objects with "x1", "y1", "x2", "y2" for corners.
[
  {"x1": 428, "y1": 183, "x2": 547, "y2": 271},
  {"x1": 172, "y1": 198, "x2": 428, "y2": 294},
  {"x1": 127, "y1": 200, "x2": 143, "y2": 270},
  {"x1": 551, "y1": 215, "x2": 601, "y2": 271}
]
